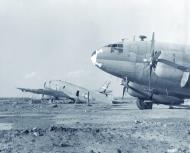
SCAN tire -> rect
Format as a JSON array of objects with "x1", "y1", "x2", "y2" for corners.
[
  {"x1": 136, "y1": 98, "x2": 153, "y2": 110},
  {"x1": 144, "y1": 102, "x2": 153, "y2": 109},
  {"x1": 136, "y1": 98, "x2": 145, "y2": 110}
]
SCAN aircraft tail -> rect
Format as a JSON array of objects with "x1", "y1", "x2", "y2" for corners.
[{"x1": 98, "y1": 81, "x2": 112, "y2": 96}]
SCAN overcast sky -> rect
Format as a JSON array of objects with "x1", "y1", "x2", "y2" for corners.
[{"x1": 0, "y1": 0, "x2": 189, "y2": 97}]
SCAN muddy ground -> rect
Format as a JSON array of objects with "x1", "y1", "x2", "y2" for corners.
[{"x1": 0, "y1": 98, "x2": 189, "y2": 153}]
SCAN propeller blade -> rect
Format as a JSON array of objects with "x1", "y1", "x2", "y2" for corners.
[
  {"x1": 122, "y1": 87, "x2": 126, "y2": 99},
  {"x1": 121, "y1": 78, "x2": 129, "y2": 99},
  {"x1": 149, "y1": 65, "x2": 152, "y2": 91},
  {"x1": 42, "y1": 94, "x2": 44, "y2": 100},
  {"x1": 148, "y1": 32, "x2": 155, "y2": 91},
  {"x1": 44, "y1": 81, "x2": 46, "y2": 88},
  {"x1": 152, "y1": 50, "x2": 161, "y2": 62},
  {"x1": 150, "y1": 32, "x2": 155, "y2": 57}
]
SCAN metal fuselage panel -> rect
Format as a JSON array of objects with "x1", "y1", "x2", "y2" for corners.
[
  {"x1": 96, "y1": 41, "x2": 190, "y2": 98},
  {"x1": 45, "y1": 80, "x2": 111, "y2": 103}
]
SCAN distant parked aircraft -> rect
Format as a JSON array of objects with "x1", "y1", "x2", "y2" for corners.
[{"x1": 17, "y1": 80, "x2": 112, "y2": 104}]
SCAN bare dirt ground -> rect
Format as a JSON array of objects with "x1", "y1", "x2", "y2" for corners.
[{"x1": 0, "y1": 98, "x2": 189, "y2": 153}]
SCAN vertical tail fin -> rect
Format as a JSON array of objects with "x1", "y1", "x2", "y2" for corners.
[{"x1": 98, "y1": 81, "x2": 112, "y2": 96}]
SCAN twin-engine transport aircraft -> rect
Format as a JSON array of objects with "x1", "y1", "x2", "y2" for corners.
[
  {"x1": 91, "y1": 33, "x2": 190, "y2": 109},
  {"x1": 17, "y1": 80, "x2": 112, "y2": 104}
]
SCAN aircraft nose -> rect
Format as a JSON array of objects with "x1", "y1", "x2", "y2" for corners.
[
  {"x1": 91, "y1": 50, "x2": 97, "y2": 65},
  {"x1": 91, "y1": 49, "x2": 103, "y2": 67}
]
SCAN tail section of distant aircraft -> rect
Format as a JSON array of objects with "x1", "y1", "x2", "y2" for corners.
[{"x1": 98, "y1": 81, "x2": 112, "y2": 96}]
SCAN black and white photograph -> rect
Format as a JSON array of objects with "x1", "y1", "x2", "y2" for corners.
[{"x1": 0, "y1": 0, "x2": 190, "y2": 152}]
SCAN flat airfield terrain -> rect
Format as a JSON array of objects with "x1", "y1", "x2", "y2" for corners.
[{"x1": 0, "y1": 98, "x2": 189, "y2": 153}]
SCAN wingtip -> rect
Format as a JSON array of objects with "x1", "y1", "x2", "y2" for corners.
[{"x1": 16, "y1": 87, "x2": 24, "y2": 92}]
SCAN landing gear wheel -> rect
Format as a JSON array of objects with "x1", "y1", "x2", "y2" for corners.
[
  {"x1": 145, "y1": 102, "x2": 153, "y2": 109},
  {"x1": 136, "y1": 98, "x2": 153, "y2": 110},
  {"x1": 169, "y1": 105, "x2": 174, "y2": 109},
  {"x1": 136, "y1": 99, "x2": 145, "y2": 110}
]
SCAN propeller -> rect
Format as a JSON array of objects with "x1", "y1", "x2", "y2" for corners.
[
  {"x1": 122, "y1": 86, "x2": 126, "y2": 99},
  {"x1": 44, "y1": 81, "x2": 47, "y2": 88},
  {"x1": 143, "y1": 32, "x2": 161, "y2": 90},
  {"x1": 143, "y1": 33, "x2": 190, "y2": 90},
  {"x1": 121, "y1": 78, "x2": 129, "y2": 99}
]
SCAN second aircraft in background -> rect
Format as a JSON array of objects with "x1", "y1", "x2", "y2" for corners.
[{"x1": 17, "y1": 80, "x2": 112, "y2": 104}]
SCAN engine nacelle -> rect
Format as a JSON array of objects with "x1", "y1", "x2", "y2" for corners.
[
  {"x1": 127, "y1": 82, "x2": 184, "y2": 105},
  {"x1": 152, "y1": 95, "x2": 184, "y2": 105},
  {"x1": 127, "y1": 82, "x2": 151, "y2": 99},
  {"x1": 128, "y1": 88, "x2": 150, "y2": 99},
  {"x1": 155, "y1": 63, "x2": 183, "y2": 84}
]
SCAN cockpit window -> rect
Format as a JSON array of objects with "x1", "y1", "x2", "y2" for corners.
[
  {"x1": 112, "y1": 44, "x2": 117, "y2": 47},
  {"x1": 107, "y1": 44, "x2": 123, "y2": 48},
  {"x1": 118, "y1": 44, "x2": 123, "y2": 48},
  {"x1": 107, "y1": 43, "x2": 123, "y2": 53}
]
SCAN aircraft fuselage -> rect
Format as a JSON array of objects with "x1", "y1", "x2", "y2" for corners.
[{"x1": 92, "y1": 40, "x2": 190, "y2": 101}]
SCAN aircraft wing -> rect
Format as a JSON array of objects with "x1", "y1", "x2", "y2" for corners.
[
  {"x1": 17, "y1": 87, "x2": 70, "y2": 99},
  {"x1": 158, "y1": 59, "x2": 190, "y2": 71},
  {"x1": 17, "y1": 88, "x2": 48, "y2": 94}
]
